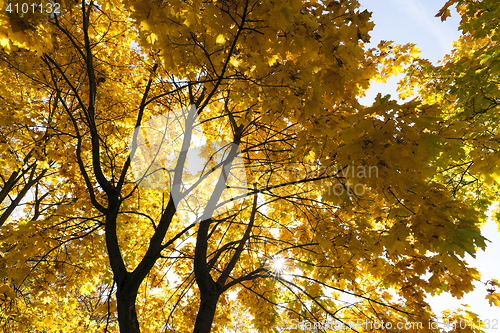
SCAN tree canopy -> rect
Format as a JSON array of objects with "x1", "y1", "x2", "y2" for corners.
[{"x1": 0, "y1": 0, "x2": 499, "y2": 332}]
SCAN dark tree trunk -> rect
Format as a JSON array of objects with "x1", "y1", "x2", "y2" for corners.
[
  {"x1": 193, "y1": 289, "x2": 220, "y2": 333},
  {"x1": 116, "y1": 285, "x2": 141, "y2": 333}
]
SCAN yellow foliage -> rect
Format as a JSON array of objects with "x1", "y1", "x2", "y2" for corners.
[{"x1": 0, "y1": 0, "x2": 497, "y2": 332}]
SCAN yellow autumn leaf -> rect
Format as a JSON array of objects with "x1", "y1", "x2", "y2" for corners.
[{"x1": 215, "y1": 34, "x2": 225, "y2": 44}]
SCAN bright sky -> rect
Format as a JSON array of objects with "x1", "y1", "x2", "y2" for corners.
[
  {"x1": 359, "y1": 0, "x2": 462, "y2": 105},
  {"x1": 358, "y1": 0, "x2": 500, "y2": 330}
]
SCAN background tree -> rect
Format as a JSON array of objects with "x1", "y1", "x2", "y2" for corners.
[
  {"x1": 400, "y1": 0, "x2": 500, "y2": 309},
  {"x1": 0, "y1": 0, "x2": 498, "y2": 333}
]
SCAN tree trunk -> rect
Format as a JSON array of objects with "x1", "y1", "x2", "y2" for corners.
[
  {"x1": 192, "y1": 290, "x2": 220, "y2": 333},
  {"x1": 117, "y1": 287, "x2": 141, "y2": 333}
]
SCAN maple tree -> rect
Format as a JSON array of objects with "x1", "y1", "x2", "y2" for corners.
[
  {"x1": 398, "y1": 0, "x2": 500, "y2": 315},
  {"x1": 0, "y1": 0, "x2": 499, "y2": 332}
]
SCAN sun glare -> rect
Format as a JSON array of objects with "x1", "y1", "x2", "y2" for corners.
[{"x1": 272, "y1": 257, "x2": 286, "y2": 273}]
